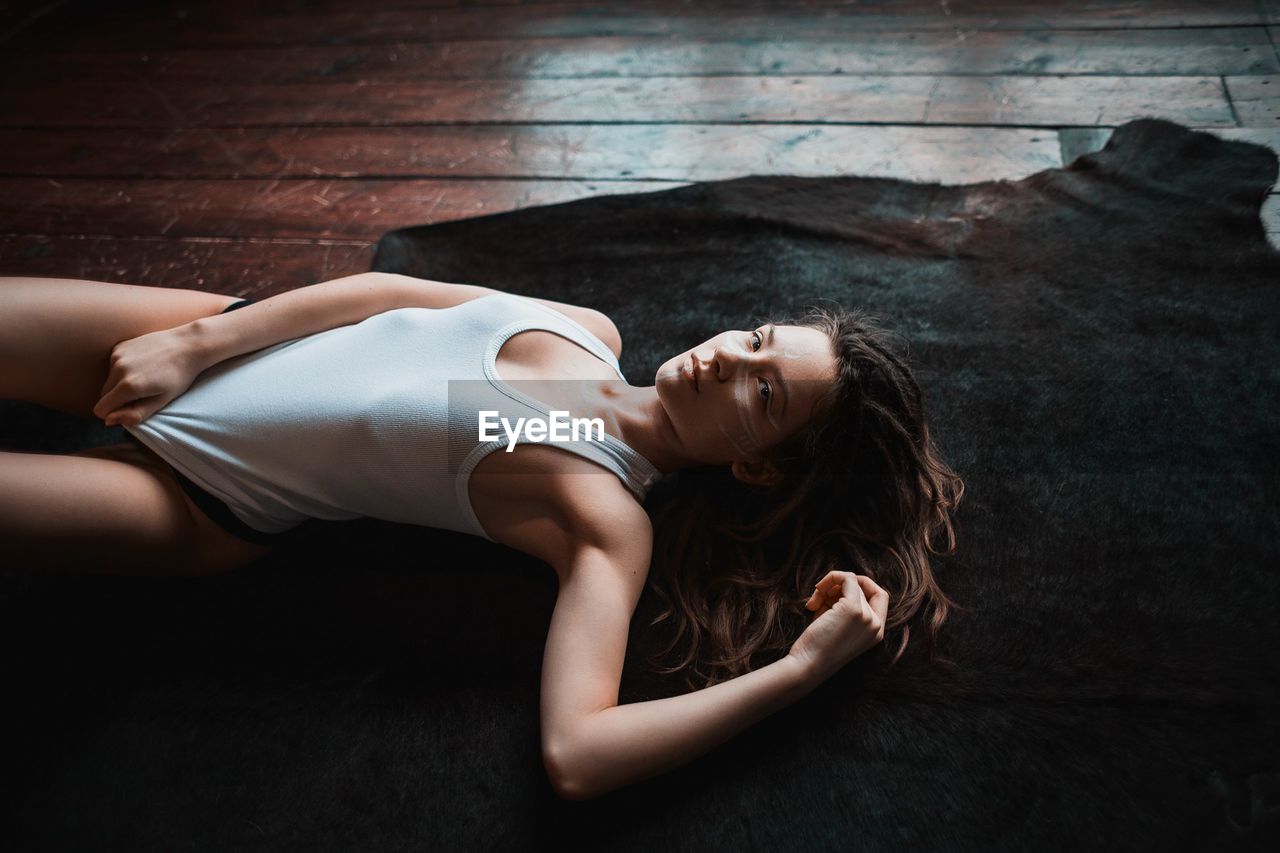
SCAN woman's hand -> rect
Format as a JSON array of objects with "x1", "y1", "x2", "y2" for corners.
[
  {"x1": 788, "y1": 570, "x2": 889, "y2": 684},
  {"x1": 92, "y1": 327, "x2": 206, "y2": 428}
]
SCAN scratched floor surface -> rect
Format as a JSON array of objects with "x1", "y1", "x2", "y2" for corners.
[{"x1": 0, "y1": 0, "x2": 1277, "y2": 296}]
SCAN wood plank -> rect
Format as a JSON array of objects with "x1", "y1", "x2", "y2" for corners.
[
  {"x1": 0, "y1": 75, "x2": 1234, "y2": 128},
  {"x1": 0, "y1": 235, "x2": 373, "y2": 294},
  {"x1": 0, "y1": 0, "x2": 68, "y2": 45},
  {"x1": 10, "y1": 1, "x2": 1265, "y2": 52},
  {"x1": 0, "y1": 125, "x2": 1062, "y2": 183},
  {"x1": 221, "y1": 0, "x2": 1261, "y2": 13},
  {"x1": 1225, "y1": 75, "x2": 1280, "y2": 127},
  {"x1": 1058, "y1": 128, "x2": 1113, "y2": 164},
  {"x1": 3, "y1": 27, "x2": 1275, "y2": 83},
  {"x1": 0, "y1": 178, "x2": 685, "y2": 240}
]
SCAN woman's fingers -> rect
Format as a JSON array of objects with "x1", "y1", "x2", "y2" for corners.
[
  {"x1": 105, "y1": 409, "x2": 137, "y2": 428},
  {"x1": 98, "y1": 393, "x2": 135, "y2": 425},
  {"x1": 857, "y1": 574, "x2": 887, "y2": 601},
  {"x1": 814, "y1": 569, "x2": 842, "y2": 594},
  {"x1": 807, "y1": 570, "x2": 851, "y2": 614},
  {"x1": 813, "y1": 570, "x2": 841, "y2": 595},
  {"x1": 809, "y1": 571, "x2": 881, "y2": 610},
  {"x1": 805, "y1": 588, "x2": 827, "y2": 612},
  {"x1": 104, "y1": 394, "x2": 161, "y2": 427},
  {"x1": 858, "y1": 575, "x2": 890, "y2": 622},
  {"x1": 815, "y1": 570, "x2": 855, "y2": 596},
  {"x1": 95, "y1": 378, "x2": 137, "y2": 422},
  {"x1": 97, "y1": 375, "x2": 157, "y2": 423},
  {"x1": 93, "y1": 377, "x2": 117, "y2": 420},
  {"x1": 840, "y1": 573, "x2": 873, "y2": 616}
]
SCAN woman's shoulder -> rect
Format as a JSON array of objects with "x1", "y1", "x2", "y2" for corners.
[{"x1": 373, "y1": 277, "x2": 622, "y2": 360}]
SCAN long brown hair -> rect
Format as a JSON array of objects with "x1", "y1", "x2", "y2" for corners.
[{"x1": 643, "y1": 304, "x2": 965, "y2": 690}]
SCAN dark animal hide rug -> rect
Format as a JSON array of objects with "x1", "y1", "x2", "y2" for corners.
[{"x1": 2, "y1": 118, "x2": 1277, "y2": 851}]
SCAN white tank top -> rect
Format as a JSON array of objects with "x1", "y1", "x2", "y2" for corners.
[{"x1": 124, "y1": 292, "x2": 662, "y2": 540}]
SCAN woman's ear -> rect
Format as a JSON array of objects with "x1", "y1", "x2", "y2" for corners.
[{"x1": 730, "y1": 457, "x2": 783, "y2": 487}]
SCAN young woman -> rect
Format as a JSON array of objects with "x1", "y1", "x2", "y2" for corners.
[{"x1": 0, "y1": 272, "x2": 963, "y2": 800}]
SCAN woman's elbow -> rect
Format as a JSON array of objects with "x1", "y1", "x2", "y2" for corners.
[{"x1": 542, "y1": 739, "x2": 596, "y2": 802}]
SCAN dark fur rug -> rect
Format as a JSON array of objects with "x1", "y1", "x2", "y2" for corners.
[{"x1": 3, "y1": 118, "x2": 1278, "y2": 851}]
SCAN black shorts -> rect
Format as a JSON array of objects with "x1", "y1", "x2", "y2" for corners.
[{"x1": 124, "y1": 298, "x2": 304, "y2": 548}]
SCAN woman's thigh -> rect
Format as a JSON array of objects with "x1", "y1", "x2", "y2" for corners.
[
  {"x1": 0, "y1": 277, "x2": 244, "y2": 419},
  {"x1": 0, "y1": 443, "x2": 275, "y2": 576}
]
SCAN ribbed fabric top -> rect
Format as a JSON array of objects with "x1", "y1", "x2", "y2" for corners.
[{"x1": 125, "y1": 292, "x2": 662, "y2": 541}]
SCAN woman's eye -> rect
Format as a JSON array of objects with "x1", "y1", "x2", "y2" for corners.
[{"x1": 751, "y1": 332, "x2": 770, "y2": 406}]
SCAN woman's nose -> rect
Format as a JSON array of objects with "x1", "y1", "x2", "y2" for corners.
[{"x1": 712, "y1": 342, "x2": 757, "y2": 378}]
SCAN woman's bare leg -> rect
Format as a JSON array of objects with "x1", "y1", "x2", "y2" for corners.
[
  {"x1": 0, "y1": 445, "x2": 260, "y2": 575},
  {"x1": 0, "y1": 276, "x2": 276, "y2": 574},
  {"x1": 0, "y1": 276, "x2": 243, "y2": 418}
]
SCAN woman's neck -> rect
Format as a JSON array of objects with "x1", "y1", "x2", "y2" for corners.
[{"x1": 575, "y1": 378, "x2": 697, "y2": 475}]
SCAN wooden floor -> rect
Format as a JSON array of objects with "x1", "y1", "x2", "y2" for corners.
[{"x1": 1, "y1": 0, "x2": 1278, "y2": 299}]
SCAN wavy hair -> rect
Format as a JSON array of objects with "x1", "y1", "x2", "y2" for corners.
[{"x1": 642, "y1": 304, "x2": 965, "y2": 691}]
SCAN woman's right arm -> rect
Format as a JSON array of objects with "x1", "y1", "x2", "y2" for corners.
[
  {"x1": 184, "y1": 271, "x2": 492, "y2": 370},
  {"x1": 94, "y1": 270, "x2": 615, "y2": 426},
  {"x1": 93, "y1": 272, "x2": 493, "y2": 426},
  {"x1": 187, "y1": 272, "x2": 622, "y2": 371}
]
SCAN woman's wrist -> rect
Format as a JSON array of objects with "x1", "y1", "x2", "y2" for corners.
[
  {"x1": 781, "y1": 651, "x2": 826, "y2": 695},
  {"x1": 179, "y1": 316, "x2": 225, "y2": 371},
  {"x1": 177, "y1": 274, "x2": 399, "y2": 372}
]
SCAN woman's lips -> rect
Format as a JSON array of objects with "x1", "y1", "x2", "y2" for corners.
[{"x1": 685, "y1": 355, "x2": 699, "y2": 394}]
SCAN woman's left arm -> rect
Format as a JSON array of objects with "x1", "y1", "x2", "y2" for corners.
[{"x1": 540, "y1": 491, "x2": 819, "y2": 801}]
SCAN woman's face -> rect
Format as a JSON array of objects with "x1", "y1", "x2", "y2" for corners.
[{"x1": 655, "y1": 323, "x2": 838, "y2": 468}]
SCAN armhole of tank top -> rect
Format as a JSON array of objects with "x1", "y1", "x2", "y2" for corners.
[
  {"x1": 466, "y1": 319, "x2": 655, "y2": 521},
  {"x1": 497, "y1": 293, "x2": 624, "y2": 379},
  {"x1": 456, "y1": 445, "x2": 501, "y2": 543}
]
